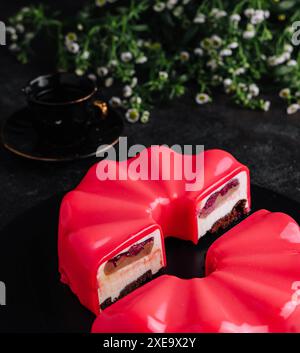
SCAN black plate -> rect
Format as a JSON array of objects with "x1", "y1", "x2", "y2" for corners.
[
  {"x1": 0, "y1": 107, "x2": 124, "y2": 162},
  {"x1": 0, "y1": 185, "x2": 299, "y2": 332}
]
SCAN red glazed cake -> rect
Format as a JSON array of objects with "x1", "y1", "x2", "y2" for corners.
[
  {"x1": 92, "y1": 210, "x2": 300, "y2": 333},
  {"x1": 58, "y1": 146, "x2": 251, "y2": 315}
]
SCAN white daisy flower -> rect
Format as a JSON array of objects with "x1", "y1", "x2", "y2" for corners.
[
  {"x1": 108, "y1": 60, "x2": 118, "y2": 68},
  {"x1": 153, "y1": 2, "x2": 165, "y2": 12},
  {"x1": 126, "y1": 108, "x2": 140, "y2": 123},
  {"x1": 77, "y1": 23, "x2": 84, "y2": 31},
  {"x1": 9, "y1": 43, "x2": 20, "y2": 52},
  {"x1": 121, "y1": 51, "x2": 133, "y2": 62},
  {"x1": 234, "y1": 67, "x2": 246, "y2": 75},
  {"x1": 180, "y1": 51, "x2": 190, "y2": 62},
  {"x1": 97, "y1": 66, "x2": 109, "y2": 77},
  {"x1": 217, "y1": 10, "x2": 227, "y2": 18},
  {"x1": 287, "y1": 104, "x2": 299, "y2": 115},
  {"x1": 21, "y1": 7, "x2": 30, "y2": 13},
  {"x1": 212, "y1": 75, "x2": 223, "y2": 84},
  {"x1": 10, "y1": 33, "x2": 18, "y2": 41},
  {"x1": 211, "y1": 8, "x2": 227, "y2": 19},
  {"x1": 267, "y1": 56, "x2": 278, "y2": 67},
  {"x1": 194, "y1": 13, "x2": 206, "y2": 24},
  {"x1": 88, "y1": 74, "x2": 97, "y2": 82},
  {"x1": 140, "y1": 111, "x2": 150, "y2": 124},
  {"x1": 228, "y1": 42, "x2": 239, "y2": 49},
  {"x1": 65, "y1": 32, "x2": 77, "y2": 44},
  {"x1": 223, "y1": 78, "x2": 233, "y2": 87},
  {"x1": 166, "y1": 0, "x2": 178, "y2": 10},
  {"x1": 284, "y1": 44, "x2": 294, "y2": 53},
  {"x1": 201, "y1": 38, "x2": 212, "y2": 50},
  {"x1": 173, "y1": 6, "x2": 184, "y2": 17},
  {"x1": 75, "y1": 68, "x2": 85, "y2": 76},
  {"x1": 109, "y1": 96, "x2": 122, "y2": 108},
  {"x1": 15, "y1": 13, "x2": 24, "y2": 22},
  {"x1": 261, "y1": 54, "x2": 267, "y2": 61},
  {"x1": 279, "y1": 88, "x2": 291, "y2": 99},
  {"x1": 136, "y1": 55, "x2": 148, "y2": 64},
  {"x1": 249, "y1": 84, "x2": 259, "y2": 97},
  {"x1": 244, "y1": 8, "x2": 255, "y2": 18},
  {"x1": 130, "y1": 77, "x2": 138, "y2": 88},
  {"x1": 220, "y1": 48, "x2": 232, "y2": 57},
  {"x1": 262, "y1": 100, "x2": 271, "y2": 112},
  {"x1": 238, "y1": 82, "x2": 247, "y2": 91},
  {"x1": 243, "y1": 30, "x2": 256, "y2": 39},
  {"x1": 16, "y1": 24, "x2": 25, "y2": 33},
  {"x1": 282, "y1": 52, "x2": 291, "y2": 61},
  {"x1": 6, "y1": 26, "x2": 16, "y2": 35},
  {"x1": 210, "y1": 35, "x2": 223, "y2": 48},
  {"x1": 251, "y1": 10, "x2": 265, "y2": 25},
  {"x1": 206, "y1": 59, "x2": 218, "y2": 71},
  {"x1": 130, "y1": 96, "x2": 142, "y2": 105},
  {"x1": 137, "y1": 39, "x2": 144, "y2": 47},
  {"x1": 247, "y1": 93, "x2": 253, "y2": 101},
  {"x1": 287, "y1": 60, "x2": 297, "y2": 67},
  {"x1": 194, "y1": 48, "x2": 204, "y2": 56},
  {"x1": 159, "y1": 71, "x2": 169, "y2": 80},
  {"x1": 67, "y1": 42, "x2": 80, "y2": 54},
  {"x1": 195, "y1": 93, "x2": 210, "y2": 105},
  {"x1": 230, "y1": 14, "x2": 241, "y2": 23},
  {"x1": 104, "y1": 77, "x2": 114, "y2": 87},
  {"x1": 123, "y1": 85, "x2": 133, "y2": 97},
  {"x1": 82, "y1": 51, "x2": 90, "y2": 60}
]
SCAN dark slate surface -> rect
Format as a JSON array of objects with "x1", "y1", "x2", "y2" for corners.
[{"x1": 0, "y1": 1, "x2": 299, "y2": 231}]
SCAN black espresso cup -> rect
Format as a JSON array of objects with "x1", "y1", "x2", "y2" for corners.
[{"x1": 23, "y1": 72, "x2": 108, "y2": 145}]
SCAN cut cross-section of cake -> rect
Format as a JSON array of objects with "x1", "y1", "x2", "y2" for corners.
[
  {"x1": 196, "y1": 171, "x2": 249, "y2": 238},
  {"x1": 58, "y1": 212, "x2": 166, "y2": 314},
  {"x1": 97, "y1": 229, "x2": 164, "y2": 310}
]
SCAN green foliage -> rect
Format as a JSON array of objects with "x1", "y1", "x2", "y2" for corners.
[{"x1": 7, "y1": 0, "x2": 300, "y2": 121}]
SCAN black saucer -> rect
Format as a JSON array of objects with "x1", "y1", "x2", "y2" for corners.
[
  {"x1": 0, "y1": 184, "x2": 299, "y2": 332},
  {"x1": 0, "y1": 107, "x2": 124, "y2": 162}
]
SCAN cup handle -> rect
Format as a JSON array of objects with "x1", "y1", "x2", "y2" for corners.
[{"x1": 93, "y1": 100, "x2": 108, "y2": 120}]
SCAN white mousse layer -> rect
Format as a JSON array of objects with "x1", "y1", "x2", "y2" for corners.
[
  {"x1": 97, "y1": 229, "x2": 164, "y2": 307},
  {"x1": 197, "y1": 171, "x2": 248, "y2": 239}
]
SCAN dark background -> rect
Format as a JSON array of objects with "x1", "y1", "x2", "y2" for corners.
[{"x1": 0, "y1": 0, "x2": 299, "y2": 231}]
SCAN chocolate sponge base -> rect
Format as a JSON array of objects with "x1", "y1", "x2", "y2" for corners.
[{"x1": 210, "y1": 199, "x2": 247, "y2": 234}]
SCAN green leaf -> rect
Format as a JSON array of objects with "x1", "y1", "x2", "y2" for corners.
[
  {"x1": 131, "y1": 24, "x2": 148, "y2": 32},
  {"x1": 278, "y1": 1, "x2": 296, "y2": 11},
  {"x1": 275, "y1": 65, "x2": 295, "y2": 76}
]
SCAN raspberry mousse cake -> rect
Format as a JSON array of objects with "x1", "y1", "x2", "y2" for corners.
[{"x1": 58, "y1": 146, "x2": 250, "y2": 314}]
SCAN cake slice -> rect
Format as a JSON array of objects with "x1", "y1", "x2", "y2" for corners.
[
  {"x1": 97, "y1": 229, "x2": 164, "y2": 310},
  {"x1": 59, "y1": 216, "x2": 166, "y2": 314},
  {"x1": 196, "y1": 170, "x2": 249, "y2": 238}
]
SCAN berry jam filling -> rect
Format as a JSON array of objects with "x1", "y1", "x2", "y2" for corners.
[
  {"x1": 104, "y1": 237, "x2": 154, "y2": 275},
  {"x1": 199, "y1": 178, "x2": 240, "y2": 217}
]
